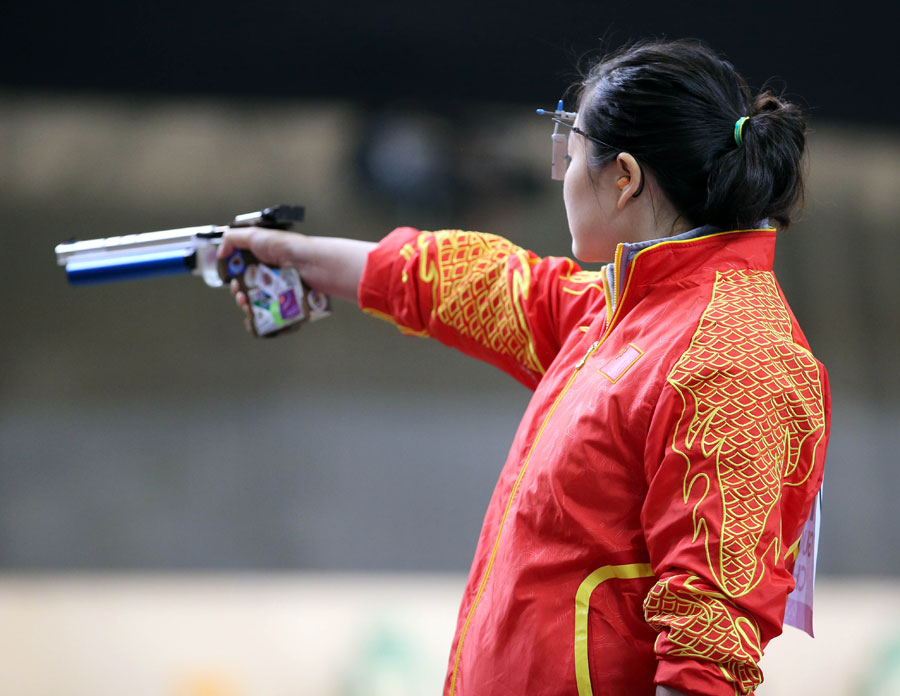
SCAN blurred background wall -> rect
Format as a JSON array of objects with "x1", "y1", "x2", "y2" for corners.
[
  {"x1": 1, "y1": 2, "x2": 898, "y2": 694},
  {"x1": 1, "y1": 95, "x2": 898, "y2": 576}
]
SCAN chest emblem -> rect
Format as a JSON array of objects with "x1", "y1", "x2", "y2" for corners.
[{"x1": 598, "y1": 343, "x2": 644, "y2": 383}]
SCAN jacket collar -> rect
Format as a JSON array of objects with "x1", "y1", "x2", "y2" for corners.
[{"x1": 604, "y1": 224, "x2": 777, "y2": 316}]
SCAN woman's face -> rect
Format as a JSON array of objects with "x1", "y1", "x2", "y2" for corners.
[{"x1": 562, "y1": 116, "x2": 620, "y2": 263}]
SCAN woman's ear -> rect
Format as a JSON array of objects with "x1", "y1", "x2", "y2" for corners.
[{"x1": 615, "y1": 152, "x2": 643, "y2": 209}]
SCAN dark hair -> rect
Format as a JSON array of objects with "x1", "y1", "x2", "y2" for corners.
[{"x1": 577, "y1": 39, "x2": 806, "y2": 229}]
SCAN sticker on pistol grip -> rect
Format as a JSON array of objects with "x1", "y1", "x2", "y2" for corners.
[
  {"x1": 307, "y1": 289, "x2": 331, "y2": 320},
  {"x1": 247, "y1": 263, "x2": 307, "y2": 336}
]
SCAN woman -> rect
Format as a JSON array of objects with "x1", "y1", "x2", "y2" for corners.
[{"x1": 219, "y1": 39, "x2": 830, "y2": 696}]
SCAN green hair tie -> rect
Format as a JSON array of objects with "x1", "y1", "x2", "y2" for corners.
[{"x1": 734, "y1": 116, "x2": 750, "y2": 147}]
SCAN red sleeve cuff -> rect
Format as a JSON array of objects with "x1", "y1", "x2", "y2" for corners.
[
  {"x1": 656, "y1": 657, "x2": 753, "y2": 696},
  {"x1": 357, "y1": 226, "x2": 428, "y2": 335}
]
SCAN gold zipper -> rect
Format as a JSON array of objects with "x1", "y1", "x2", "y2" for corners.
[
  {"x1": 612, "y1": 243, "x2": 625, "y2": 310},
  {"x1": 447, "y1": 337, "x2": 606, "y2": 694},
  {"x1": 575, "y1": 340, "x2": 601, "y2": 370},
  {"x1": 448, "y1": 244, "x2": 645, "y2": 694}
]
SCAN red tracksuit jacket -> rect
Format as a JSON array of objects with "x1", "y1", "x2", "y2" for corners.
[{"x1": 357, "y1": 226, "x2": 830, "y2": 696}]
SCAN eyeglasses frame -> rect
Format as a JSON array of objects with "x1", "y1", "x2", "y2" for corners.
[{"x1": 541, "y1": 110, "x2": 644, "y2": 196}]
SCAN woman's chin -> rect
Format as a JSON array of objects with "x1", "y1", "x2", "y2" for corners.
[{"x1": 571, "y1": 239, "x2": 613, "y2": 264}]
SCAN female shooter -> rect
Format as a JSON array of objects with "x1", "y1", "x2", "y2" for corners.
[{"x1": 218, "y1": 39, "x2": 830, "y2": 696}]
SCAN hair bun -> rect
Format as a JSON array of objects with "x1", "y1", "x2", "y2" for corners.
[
  {"x1": 711, "y1": 89, "x2": 806, "y2": 227},
  {"x1": 751, "y1": 90, "x2": 789, "y2": 115},
  {"x1": 745, "y1": 90, "x2": 806, "y2": 149}
]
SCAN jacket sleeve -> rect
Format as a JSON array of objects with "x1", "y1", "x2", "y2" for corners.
[
  {"x1": 639, "y1": 275, "x2": 829, "y2": 696},
  {"x1": 358, "y1": 227, "x2": 604, "y2": 389}
]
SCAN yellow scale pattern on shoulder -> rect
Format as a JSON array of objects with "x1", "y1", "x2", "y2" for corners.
[
  {"x1": 667, "y1": 269, "x2": 826, "y2": 599},
  {"x1": 417, "y1": 230, "x2": 545, "y2": 375}
]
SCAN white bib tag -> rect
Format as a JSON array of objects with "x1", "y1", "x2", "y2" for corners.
[{"x1": 783, "y1": 490, "x2": 822, "y2": 637}]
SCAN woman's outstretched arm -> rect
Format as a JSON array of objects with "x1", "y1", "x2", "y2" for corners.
[{"x1": 218, "y1": 226, "x2": 375, "y2": 303}]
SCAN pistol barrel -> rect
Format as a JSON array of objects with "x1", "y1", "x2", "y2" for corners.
[
  {"x1": 55, "y1": 225, "x2": 224, "y2": 285},
  {"x1": 63, "y1": 249, "x2": 195, "y2": 285}
]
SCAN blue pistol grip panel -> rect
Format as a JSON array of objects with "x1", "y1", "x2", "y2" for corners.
[{"x1": 66, "y1": 250, "x2": 194, "y2": 285}]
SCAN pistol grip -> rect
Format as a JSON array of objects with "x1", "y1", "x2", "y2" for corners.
[{"x1": 218, "y1": 250, "x2": 330, "y2": 338}]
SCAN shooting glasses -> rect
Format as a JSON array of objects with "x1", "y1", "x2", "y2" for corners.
[{"x1": 536, "y1": 100, "x2": 622, "y2": 180}]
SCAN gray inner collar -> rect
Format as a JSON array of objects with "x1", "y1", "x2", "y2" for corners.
[{"x1": 604, "y1": 222, "x2": 747, "y2": 310}]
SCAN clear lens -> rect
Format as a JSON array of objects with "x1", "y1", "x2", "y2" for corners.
[{"x1": 551, "y1": 133, "x2": 568, "y2": 181}]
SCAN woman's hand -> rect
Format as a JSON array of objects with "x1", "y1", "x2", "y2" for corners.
[
  {"x1": 217, "y1": 227, "x2": 376, "y2": 328},
  {"x1": 218, "y1": 226, "x2": 305, "y2": 329},
  {"x1": 218, "y1": 226, "x2": 308, "y2": 272}
]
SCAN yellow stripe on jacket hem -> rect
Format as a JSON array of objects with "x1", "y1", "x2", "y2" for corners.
[{"x1": 574, "y1": 563, "x2": 655, "y2": 696}]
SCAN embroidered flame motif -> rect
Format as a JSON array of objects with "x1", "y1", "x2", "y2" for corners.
[
  {"x1": 667, "y1": 270, "x2": 825, "y2": 598},
  {"x1": 645, "y1": 576, "x2": 762, "y2": 695},
  {"x1": 559, "y1": 268, "x2": 605, "y2": 296},
  {"x1": 417, "y1": 231, "x2": 544, "y2": 374}
]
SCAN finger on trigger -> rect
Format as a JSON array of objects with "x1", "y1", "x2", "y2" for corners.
[{"x1": 218, "y1": 228, "x2": 247, "y2": 259}]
